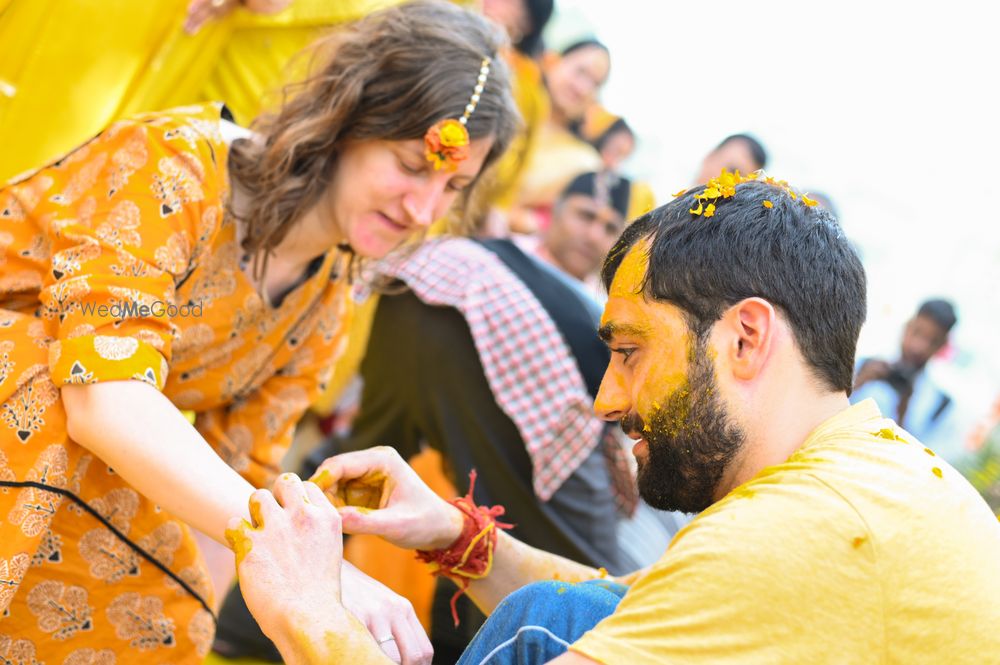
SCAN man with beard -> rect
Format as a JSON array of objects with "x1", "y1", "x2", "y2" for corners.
[{"x1": 221, "y1": 177, "x2": 1000, "y2": 664}]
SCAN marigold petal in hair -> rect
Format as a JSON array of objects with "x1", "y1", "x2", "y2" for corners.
[
  {"x1": 424, "y1": 56, "x2": 492, "y2": 172},
  {"x1": 685, "y1": 168, "x2": 821, "y2": 218}
]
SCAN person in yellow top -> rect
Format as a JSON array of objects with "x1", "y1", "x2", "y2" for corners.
[
  {"x1": 227, "y1": 173, "x2": 1000, "y2": 663},
  {"x1": 506, "y1": 39, "x2": 610, "y2": 234},
  {"x1": 482, "y1": 0, "x2": 554, "y2": 175},
  {"x1": 0, "y1": 3, "x2": 518, "y2": 662},
  {"x1": 577, "y1": 108, "x2": 656, "y2": 222},
  {"x1": 0, "y1": 0, "x2": 399, "y2": 183}
]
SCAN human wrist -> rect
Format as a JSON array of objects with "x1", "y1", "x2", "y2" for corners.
[
  {"x1": 272, "y1": 605, "x2": 383, "y2": 665},
  {"x1": 426, "y1": 502, "x2": 466, "y2": 550}
]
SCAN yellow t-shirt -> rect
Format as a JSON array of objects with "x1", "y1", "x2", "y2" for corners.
[{"x1": 571, "y1": 400, "x2": 1000, "y2": 664}]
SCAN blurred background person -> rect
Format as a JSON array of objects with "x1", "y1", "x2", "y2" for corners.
[
  {"x1": 0, "y1": 0, "x2": 407, "y2": 183},
  {"x1": 481, "y1": 0, "x2": 553, "y2": 58},
  {"x1": 520, "y1": 171, "x2": 629, "y2": 294},
  {"x1": 580, "y1": 107, "x2": 635, "y2": 172},
  {"x1": 695, "y1": 132, "x2": 768, "y2": 184},
  {"x1": 507, "y1": 38, "x2": 609, "y2": 233},
  {"x1": 576, "y1": 109, "x2": 657, "y2": 220},
  {"x1": 473, "y1": 0, "x2": 555, "y2": 236},
  {"x1": 851, "y1": 299, "x2": 960, "y2": 455}
]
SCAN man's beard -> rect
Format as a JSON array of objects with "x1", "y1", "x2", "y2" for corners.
[{"x1": 621, "y1": 338, "x2": 746, "y2": 514}]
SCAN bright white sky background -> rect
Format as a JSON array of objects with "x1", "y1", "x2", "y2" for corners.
[{"x1": 547, "y1": 0, "x2": 1000, "y2": 434}]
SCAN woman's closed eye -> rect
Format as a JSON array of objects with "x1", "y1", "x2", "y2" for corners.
[
  {"x1": 399, "y1": 158, "x2": 425, "y2": 175},
  {"x1": 611, "y1": 347, "x2": 637, "y2": 364}
]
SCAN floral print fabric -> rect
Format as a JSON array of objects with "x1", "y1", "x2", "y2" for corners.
[{"x1": 0, "y1": 103, "x2": 352, "y2": 661}]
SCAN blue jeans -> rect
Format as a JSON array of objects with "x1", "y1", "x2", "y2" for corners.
[{"x1": 456, "y1": 580, "x2": 628, "y2": 665}]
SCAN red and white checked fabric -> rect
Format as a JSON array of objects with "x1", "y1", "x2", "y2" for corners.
[{"x1": 381, "y1": 237, "x2": 602, "y2": 501}]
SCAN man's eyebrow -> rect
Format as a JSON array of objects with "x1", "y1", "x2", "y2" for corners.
[{"x1": 598, "y1": 322, "x2": 651, "y2": 343}]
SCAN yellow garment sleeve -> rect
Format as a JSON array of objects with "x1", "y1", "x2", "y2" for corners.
[{"x1": 38, "y1": 111, "x2": 226, "y2": 391}]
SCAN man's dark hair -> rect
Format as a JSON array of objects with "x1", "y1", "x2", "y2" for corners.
[
  {"x1": 917, "y1": 299, "x2": 957, "y2": 333},
  {"x1": 601, "y1": 180, "x2": 867, "y2": 394},
  {"x1": 717, "y1": 133, "x2": 768, "y2": 169}
]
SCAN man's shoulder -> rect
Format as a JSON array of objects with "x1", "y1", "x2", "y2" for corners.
[
  {"x1": 661, "y1": 428, "x2": 946, "y2": 570},
  {"x1": 672, "y1": 468, "x2": 871, "y2": 561},
  {"x1": 589, "y1": 423, "x2": 1000, "y2": 663}
]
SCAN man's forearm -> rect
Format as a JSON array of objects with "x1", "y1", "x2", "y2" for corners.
[{"x1": 466, "y1": 531, "x2": 615, "y2": 615}]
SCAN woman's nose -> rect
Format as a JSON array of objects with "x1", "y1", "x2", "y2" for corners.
[{"x1": 403, "y1": 181, "x2": 447, "y2": 228}]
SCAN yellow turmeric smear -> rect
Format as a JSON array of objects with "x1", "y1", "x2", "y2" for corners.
[
  {"x1": 310, "y1": 469, "x2": 389, "y2": 509},
  {"x1": 295, "y1": 614, "x2": 387, "y2": 664},
  {"x1": 298, "y1": 630, "x2": 350, "y2": 664},
  {"x1": 310, "y1": 468, "x2": 334, "y2": 488},
  {"x1": 249, "y1": 495, "x2": 266, "y2": 528},
  {"x1": 224, "y1": 519, "x2": 255, "y2": 566},
  {"x1": 607, "y1": 239, "x2": 651, "y2": 300}
]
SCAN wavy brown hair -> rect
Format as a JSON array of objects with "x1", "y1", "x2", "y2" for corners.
[{"x1": 228, "y1": 0, "x2": 519, "y2": 273}]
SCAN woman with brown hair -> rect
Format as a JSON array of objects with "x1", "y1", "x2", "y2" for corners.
[{"x1": 0, "y1": 2, "x2": 517, "y2": 662}]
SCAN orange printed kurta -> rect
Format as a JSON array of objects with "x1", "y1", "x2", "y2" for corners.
[{"x1": 0, "y1": 103, "x2": 352, "y2": 662}]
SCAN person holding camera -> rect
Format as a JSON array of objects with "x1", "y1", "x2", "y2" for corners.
[{"x1": 851, "y1": 299, "x2": 958, "y2": 451}]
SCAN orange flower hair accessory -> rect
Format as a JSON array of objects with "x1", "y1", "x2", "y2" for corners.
[
  {"x1": 425, "y1": 56, "x2": 492, "y2": 171},
  {"x1": 682, "y1": 169, "x2": 821, "y2": 218}
]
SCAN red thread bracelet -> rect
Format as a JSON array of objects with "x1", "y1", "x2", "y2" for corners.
[{"x1": 415, "y1": 470, "x2": 513, "y2": 626}]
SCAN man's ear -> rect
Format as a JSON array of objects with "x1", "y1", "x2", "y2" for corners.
[{"x1": 719, "y1": 297, "x2": 776, "y2": 381}]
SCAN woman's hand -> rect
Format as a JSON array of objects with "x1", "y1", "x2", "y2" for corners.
[
  {"x1": 227, "y1": 474, "x2": 351, "y2": 661},
  {"x1": 184, "y1": 0, "x2": 292, "y2": 35},
  {"x1": 341, "y1": 561, "x2": 433, "y2": 665},
  {"x1": 311, "y1": 446, "x2": 465, "y2": 552},
  {"x1": 229, "y1": 472, "x2": 432, "y2": 665}
]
